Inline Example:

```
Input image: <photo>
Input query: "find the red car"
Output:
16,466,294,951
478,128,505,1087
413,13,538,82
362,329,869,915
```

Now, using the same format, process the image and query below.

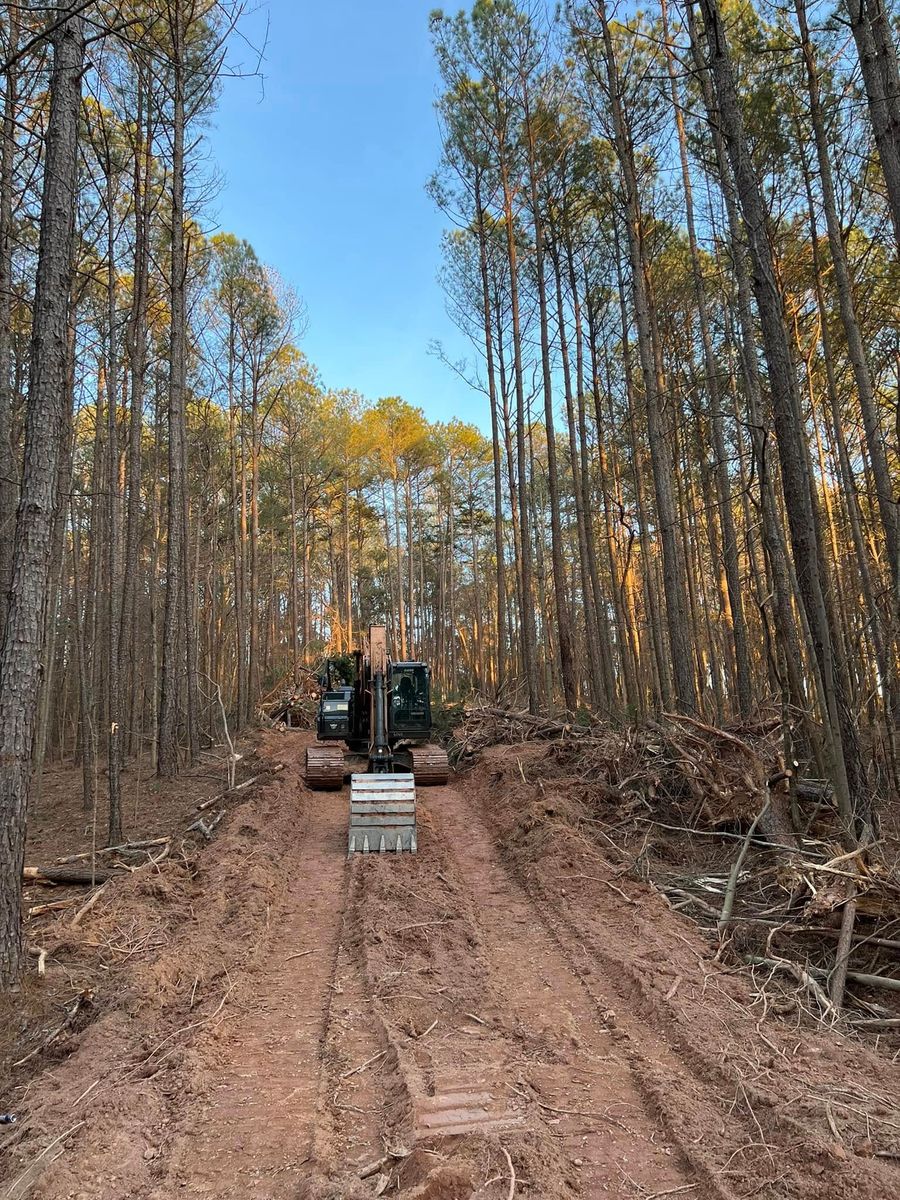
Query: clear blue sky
211,0,485,429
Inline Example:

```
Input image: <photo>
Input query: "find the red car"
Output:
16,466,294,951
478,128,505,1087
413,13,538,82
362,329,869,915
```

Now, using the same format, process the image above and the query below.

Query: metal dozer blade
348,772,417,855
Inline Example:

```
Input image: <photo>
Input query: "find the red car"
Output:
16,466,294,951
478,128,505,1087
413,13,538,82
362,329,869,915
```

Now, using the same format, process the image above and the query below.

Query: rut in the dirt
152,746,349,1198
319,780,696,1199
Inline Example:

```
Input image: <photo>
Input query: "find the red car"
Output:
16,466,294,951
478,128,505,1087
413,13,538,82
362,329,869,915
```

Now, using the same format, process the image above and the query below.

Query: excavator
305,625,448,854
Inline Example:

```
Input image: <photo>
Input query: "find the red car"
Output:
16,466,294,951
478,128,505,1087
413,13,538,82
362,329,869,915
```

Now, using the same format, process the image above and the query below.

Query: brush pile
453,703,786,827
262,669,321,730
454,703,900,1029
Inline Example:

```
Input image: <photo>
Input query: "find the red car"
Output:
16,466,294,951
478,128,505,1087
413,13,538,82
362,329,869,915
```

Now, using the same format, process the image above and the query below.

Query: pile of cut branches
455,702,900,1027
453,702,784,827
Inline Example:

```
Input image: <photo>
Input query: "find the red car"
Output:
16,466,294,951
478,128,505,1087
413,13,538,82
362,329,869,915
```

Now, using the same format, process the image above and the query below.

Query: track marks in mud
150,756,352,1199
428,786,691,1198
349,786,692,1198
463,751,900,1200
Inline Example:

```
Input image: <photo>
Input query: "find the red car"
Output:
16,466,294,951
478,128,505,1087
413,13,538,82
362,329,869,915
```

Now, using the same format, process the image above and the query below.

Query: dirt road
3,732,899,1199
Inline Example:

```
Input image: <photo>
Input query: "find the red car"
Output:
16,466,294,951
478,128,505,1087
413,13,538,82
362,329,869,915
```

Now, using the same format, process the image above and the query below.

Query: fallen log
844,969,900,993
55,837,169,864
23,865,118,886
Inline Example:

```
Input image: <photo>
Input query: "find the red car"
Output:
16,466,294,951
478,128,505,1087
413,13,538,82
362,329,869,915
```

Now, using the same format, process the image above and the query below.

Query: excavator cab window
389,663,430,734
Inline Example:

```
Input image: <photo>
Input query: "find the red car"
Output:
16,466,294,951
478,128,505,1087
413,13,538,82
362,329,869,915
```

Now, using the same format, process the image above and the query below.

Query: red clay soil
1,732,898,1199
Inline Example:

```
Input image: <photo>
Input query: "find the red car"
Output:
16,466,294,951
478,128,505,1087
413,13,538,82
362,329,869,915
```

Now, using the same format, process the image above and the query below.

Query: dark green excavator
305,625,448,853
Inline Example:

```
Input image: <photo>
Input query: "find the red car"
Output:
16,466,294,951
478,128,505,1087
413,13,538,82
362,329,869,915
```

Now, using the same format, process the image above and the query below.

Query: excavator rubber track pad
305,745,345,790
409,744,450,786
348,774,417,854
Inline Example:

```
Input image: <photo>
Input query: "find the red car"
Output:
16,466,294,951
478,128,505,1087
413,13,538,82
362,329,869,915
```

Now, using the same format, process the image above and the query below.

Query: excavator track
408,743,449,786
305,745,345,790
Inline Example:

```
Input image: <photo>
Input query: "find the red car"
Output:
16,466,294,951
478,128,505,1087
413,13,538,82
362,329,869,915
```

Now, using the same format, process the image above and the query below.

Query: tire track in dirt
149,738,360,1199
439,776,812,1198
425,785,695,1198
302,854,416,1196
349,785,696,1197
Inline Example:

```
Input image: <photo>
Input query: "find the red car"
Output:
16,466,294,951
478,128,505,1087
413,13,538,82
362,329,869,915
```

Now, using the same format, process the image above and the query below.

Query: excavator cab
389,663,431,734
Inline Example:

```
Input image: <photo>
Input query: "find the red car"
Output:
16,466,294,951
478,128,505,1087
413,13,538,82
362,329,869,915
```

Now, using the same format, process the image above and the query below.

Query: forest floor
1,729,899,1199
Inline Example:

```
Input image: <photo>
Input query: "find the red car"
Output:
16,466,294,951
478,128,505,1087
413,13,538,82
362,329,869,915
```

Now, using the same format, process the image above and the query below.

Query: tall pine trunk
0,8,85,985
694,0,860,834
159,0,189,776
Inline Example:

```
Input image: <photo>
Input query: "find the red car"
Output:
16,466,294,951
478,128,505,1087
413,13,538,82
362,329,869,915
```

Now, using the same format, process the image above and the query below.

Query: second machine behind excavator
305,625,449,853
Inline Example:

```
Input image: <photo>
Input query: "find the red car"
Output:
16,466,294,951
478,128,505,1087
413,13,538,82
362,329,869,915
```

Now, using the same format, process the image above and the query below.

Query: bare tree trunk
662,0,752,716
343,477,352,653
228,346,245,721
405,474,416,658
287,431,299,681
0,3,20,636
32,311,76,805
845,0,900,248
524,103,577,711
72,508,96,815
694,0,860,834
122,63,151,757
474,178,508,692
585,0,695,714
248,379,260,707
550,231,604,709
687,1,818,751
0,8,84,986
159,0,188,777
104,164,124,843
501,164,540,712
796,0,899,601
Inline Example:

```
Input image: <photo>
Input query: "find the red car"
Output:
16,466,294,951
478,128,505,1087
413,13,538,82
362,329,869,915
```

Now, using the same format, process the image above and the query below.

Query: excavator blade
305,745,345,790
348,773,417,855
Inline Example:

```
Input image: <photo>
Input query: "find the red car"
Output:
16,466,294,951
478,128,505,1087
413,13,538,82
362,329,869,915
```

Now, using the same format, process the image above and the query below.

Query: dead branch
340,1050,386,1078
718,800,771,939
70,882,109,927
195,764,284,812
55,837,169,864
186,810,225,840
830,884,858,1012
747,955,835,1020
27,897,81,918
501,1145,516,1200
12,991,94,1068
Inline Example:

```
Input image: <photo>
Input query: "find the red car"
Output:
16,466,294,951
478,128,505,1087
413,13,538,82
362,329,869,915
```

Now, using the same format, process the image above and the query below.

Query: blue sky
210,0,484,429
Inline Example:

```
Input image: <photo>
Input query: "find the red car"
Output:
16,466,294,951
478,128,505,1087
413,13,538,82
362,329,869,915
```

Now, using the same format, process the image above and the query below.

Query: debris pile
260,669,320,729
454,703,900,1032
453,703,784,826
